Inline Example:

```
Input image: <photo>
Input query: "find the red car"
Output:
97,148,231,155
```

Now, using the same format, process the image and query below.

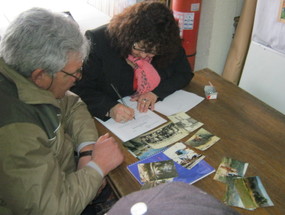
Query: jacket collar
0,58,60,108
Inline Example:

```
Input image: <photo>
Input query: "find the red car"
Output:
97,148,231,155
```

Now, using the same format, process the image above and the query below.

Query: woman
72,1,194,123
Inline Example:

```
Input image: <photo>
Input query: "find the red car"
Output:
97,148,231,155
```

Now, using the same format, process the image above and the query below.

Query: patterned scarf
127,55,161,95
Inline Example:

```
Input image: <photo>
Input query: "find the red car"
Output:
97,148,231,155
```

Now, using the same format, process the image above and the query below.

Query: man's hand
91,133,124,176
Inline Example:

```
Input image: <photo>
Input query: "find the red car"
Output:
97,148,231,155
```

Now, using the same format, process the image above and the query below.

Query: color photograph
123,138,166,160
185,128,220,151
214,157,249,183
224,176,274,210
163,142,205,170
138,160,178,183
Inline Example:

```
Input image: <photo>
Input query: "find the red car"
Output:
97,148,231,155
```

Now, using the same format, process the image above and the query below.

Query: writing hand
110,103,135,123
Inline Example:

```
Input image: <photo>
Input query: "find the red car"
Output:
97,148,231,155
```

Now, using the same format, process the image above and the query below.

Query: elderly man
0,8,123,215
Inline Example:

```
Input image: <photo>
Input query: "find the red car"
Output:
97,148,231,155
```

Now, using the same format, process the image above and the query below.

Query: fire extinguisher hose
186,52,196,58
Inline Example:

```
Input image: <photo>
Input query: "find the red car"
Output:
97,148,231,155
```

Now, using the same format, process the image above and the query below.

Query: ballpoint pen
110,83,136,120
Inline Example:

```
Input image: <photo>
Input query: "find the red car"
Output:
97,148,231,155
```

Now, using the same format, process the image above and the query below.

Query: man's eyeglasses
60,68,82,82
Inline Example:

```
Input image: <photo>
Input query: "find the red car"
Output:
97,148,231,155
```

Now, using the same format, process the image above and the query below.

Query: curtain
222,0,257,85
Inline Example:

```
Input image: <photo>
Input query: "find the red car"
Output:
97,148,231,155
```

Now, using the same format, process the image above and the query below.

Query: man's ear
30,69,46,87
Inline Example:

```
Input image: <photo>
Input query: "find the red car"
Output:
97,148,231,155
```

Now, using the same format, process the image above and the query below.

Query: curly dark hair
106,1,181,68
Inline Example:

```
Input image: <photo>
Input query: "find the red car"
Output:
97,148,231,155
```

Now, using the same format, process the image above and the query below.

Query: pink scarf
127,55,161,95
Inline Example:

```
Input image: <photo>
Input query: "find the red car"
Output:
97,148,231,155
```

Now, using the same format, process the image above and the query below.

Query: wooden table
95,68,285,215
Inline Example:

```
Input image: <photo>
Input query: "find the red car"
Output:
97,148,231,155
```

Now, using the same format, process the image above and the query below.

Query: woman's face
131,41,156,59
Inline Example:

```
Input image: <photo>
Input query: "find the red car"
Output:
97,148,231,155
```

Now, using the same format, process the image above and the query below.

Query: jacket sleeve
60,90,99,147
0,123,103,215
71,28,119,121
152,47,194,100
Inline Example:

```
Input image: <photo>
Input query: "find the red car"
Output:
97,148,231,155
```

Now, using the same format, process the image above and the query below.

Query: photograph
185,128,220,151
168,112,204,132
224,178,245,209
138,160,178,183
214,157,249,183
140,179,172,190
243,176,274,208
137,122,189,149
163,142,205,170
123,138,166,160
224,176,274,210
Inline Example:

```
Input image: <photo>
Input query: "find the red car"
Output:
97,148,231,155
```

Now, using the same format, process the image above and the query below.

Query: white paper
96,97,167,142
154,90,204,116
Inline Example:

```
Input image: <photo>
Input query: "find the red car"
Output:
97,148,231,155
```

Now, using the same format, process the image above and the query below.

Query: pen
110,83,136,120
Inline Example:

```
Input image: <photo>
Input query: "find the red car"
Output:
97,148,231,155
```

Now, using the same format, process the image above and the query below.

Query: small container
204,83,218,100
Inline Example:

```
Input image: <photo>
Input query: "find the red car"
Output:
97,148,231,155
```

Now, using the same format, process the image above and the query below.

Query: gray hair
0,8,90,77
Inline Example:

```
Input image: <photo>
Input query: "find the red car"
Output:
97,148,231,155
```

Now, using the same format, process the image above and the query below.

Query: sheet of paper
96,97,167,142
154,90,204,116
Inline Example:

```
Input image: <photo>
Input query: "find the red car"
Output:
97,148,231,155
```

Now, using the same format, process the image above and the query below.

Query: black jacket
72,25,194,120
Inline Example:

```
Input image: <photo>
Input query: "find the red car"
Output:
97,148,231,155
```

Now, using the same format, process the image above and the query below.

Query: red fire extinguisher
172,0,202,70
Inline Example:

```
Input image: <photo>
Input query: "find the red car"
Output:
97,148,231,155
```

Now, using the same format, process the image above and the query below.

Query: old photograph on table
123,138,166,160
140,179,173,190
168,112,203,132
185,128,220,151
163,142,205,170
224,176,274,210
138,160,178,183
214,157,249,183
137,122,189,149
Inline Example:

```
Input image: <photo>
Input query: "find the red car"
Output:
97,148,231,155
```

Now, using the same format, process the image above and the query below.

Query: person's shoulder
85,24,108,40
85,24,112,54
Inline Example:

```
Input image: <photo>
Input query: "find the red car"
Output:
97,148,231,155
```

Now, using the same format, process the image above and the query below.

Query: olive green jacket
0,58,102,215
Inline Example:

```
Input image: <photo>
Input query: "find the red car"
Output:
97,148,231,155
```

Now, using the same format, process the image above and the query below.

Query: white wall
0,0,111,37
238,0,285,115
195,0,243,74
239,42,285,115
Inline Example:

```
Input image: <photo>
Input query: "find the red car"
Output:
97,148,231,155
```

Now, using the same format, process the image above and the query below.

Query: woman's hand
109,103,135,123
131,92,158,112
